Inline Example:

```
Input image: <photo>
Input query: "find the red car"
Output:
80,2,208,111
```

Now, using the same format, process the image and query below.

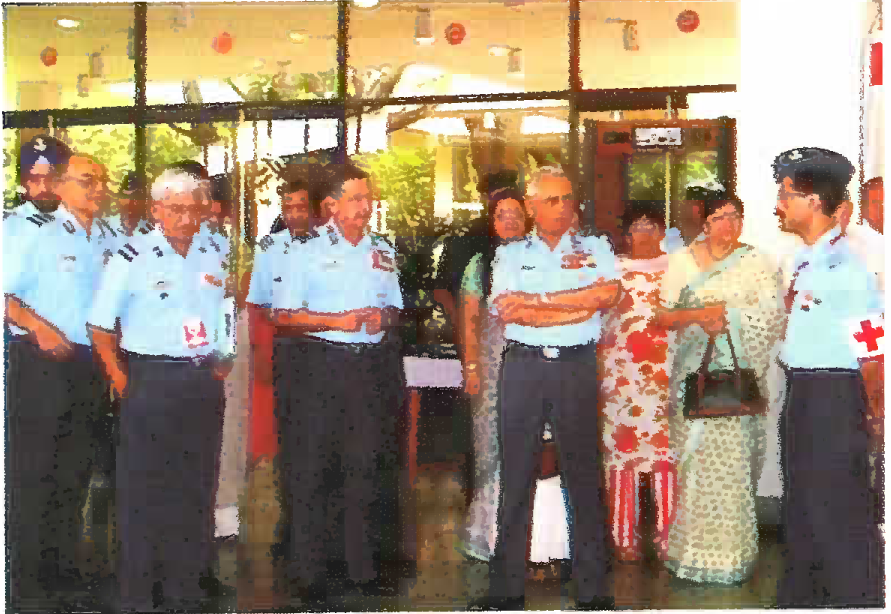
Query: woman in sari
456,188,528,560
654,196,785,585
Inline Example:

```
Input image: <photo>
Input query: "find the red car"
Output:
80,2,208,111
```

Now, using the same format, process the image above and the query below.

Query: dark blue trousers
274,337,403,595
778,369,883,607
6,337,109,612
491,343,611,602
116,355,224,612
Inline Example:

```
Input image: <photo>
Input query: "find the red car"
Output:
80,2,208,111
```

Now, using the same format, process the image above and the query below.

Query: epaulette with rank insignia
137,221,155,235
62,220,77,234
117,242,139,262
97,218,119,239
27,213,54,227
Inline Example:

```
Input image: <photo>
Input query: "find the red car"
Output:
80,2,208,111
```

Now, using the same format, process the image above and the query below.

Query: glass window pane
349,0,569,99
146,3,339,106
4,5,135,110
579,1,740,90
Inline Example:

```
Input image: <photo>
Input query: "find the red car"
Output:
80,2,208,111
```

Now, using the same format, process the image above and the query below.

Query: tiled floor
232,458,783,611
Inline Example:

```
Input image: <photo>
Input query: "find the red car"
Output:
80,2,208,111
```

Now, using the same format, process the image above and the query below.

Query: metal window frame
2,0,737,232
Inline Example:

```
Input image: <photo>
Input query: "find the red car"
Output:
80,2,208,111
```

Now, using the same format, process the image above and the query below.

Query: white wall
690,0,865,253
689,0,868,499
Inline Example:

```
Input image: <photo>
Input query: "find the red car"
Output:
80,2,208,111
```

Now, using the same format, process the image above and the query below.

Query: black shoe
576,596,616,610
467,594,526,610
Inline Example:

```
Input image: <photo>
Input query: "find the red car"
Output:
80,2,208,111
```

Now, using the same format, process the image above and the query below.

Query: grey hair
151,168,208,202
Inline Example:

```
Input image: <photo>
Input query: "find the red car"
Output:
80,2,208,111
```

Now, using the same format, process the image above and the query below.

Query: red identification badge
561,252,595,270
372,249,395,272
184,318,209,350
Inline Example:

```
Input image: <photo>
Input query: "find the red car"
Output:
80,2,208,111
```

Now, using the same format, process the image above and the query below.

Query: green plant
66,125,135,197
225,69,338,103
3,130,20,207
145,124,204,179
354,146,435,241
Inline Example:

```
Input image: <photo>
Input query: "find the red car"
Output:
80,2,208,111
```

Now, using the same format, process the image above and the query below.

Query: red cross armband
847,313,885,362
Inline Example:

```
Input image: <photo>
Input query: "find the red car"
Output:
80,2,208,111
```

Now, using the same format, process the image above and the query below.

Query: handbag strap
696,328,743,398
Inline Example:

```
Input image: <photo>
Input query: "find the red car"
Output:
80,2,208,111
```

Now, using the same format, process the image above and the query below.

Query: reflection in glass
4,4,135,110
146,3,339,106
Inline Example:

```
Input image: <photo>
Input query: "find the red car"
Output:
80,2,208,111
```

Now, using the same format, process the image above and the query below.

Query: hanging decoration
90,52,104,78
676,10,700,33
445,22,466,45
605,19,639,51
77,74,90,97
212,32,233,54
414,9,435,45
40,47,58,67
508,49,522,74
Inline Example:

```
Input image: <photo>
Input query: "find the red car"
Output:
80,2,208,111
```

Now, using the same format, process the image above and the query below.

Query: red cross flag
848,314,885,361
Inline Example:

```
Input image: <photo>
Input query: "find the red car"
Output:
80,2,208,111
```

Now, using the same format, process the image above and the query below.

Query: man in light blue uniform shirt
485,166,622,610
4,148,127,611
772,148,883,607
247,161,404,608
89,164,236,612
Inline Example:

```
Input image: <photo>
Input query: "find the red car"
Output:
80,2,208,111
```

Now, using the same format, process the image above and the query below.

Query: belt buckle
541,347,560,360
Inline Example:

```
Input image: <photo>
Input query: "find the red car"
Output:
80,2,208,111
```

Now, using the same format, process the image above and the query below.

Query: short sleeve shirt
490,230,618,348
3,205,126,345
781,228,884,369
247,221,403,345
89,226,235,359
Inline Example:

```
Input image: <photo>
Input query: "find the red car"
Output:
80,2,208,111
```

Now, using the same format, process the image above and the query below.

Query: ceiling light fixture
55,17,83,31
353,0,380,7
287,30,307,44
487,44,512,57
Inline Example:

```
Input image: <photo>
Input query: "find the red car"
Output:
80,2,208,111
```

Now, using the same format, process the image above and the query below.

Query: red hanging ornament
445,22,466,45
212,32,233,54
40,47,58,67
676,10,700,33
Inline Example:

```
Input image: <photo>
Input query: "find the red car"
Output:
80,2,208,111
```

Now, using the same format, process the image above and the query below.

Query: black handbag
683,331,767,419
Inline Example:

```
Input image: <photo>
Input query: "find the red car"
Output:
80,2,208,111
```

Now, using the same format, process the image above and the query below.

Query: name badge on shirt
183,317,210,350
561,252,596,270
372,249,395,272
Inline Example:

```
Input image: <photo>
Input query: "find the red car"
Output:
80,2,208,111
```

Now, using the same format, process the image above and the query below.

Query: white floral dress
599,255,677,560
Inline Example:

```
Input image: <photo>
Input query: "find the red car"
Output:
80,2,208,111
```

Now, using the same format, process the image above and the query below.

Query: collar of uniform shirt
323,219,372,248
53,202,96,235
799,224,845,267
525,227,581,253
